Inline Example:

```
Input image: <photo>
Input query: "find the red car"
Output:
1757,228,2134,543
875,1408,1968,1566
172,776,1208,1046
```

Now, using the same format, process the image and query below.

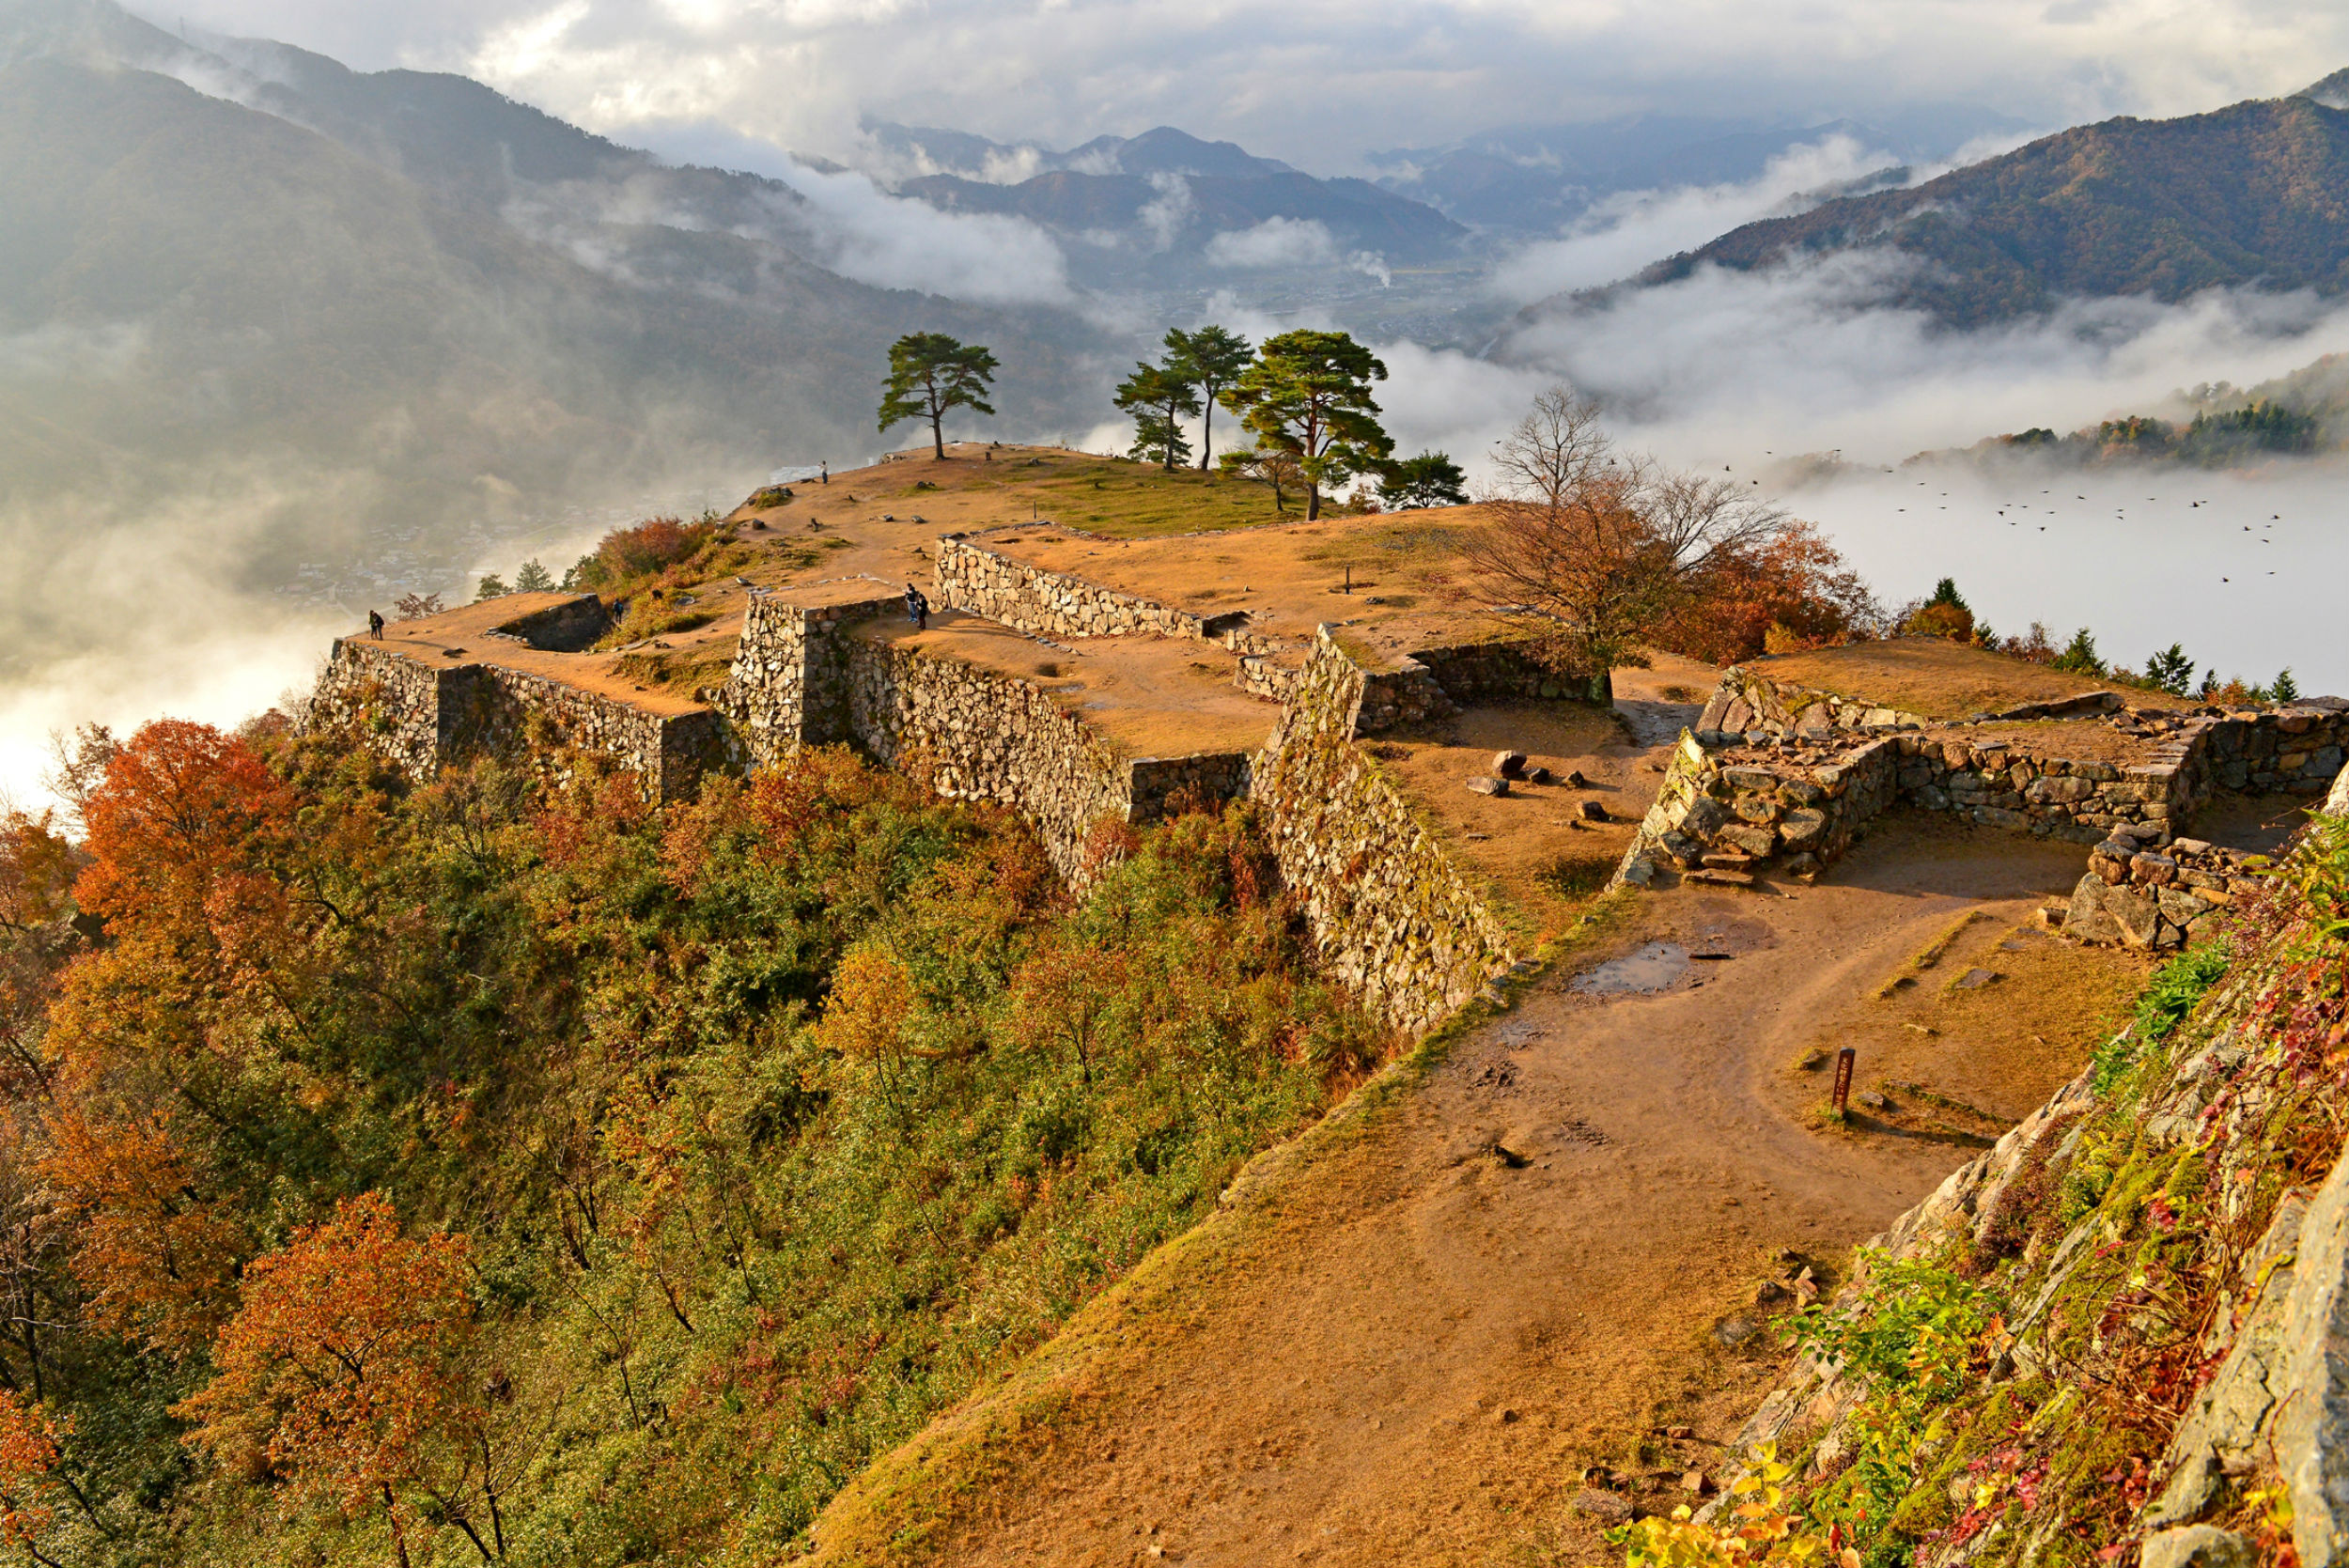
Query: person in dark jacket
367,609,385,640
905,583,929,630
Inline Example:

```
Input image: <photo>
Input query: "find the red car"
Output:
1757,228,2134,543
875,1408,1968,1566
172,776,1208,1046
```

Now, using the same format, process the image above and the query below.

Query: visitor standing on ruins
819,462,828,485
367,610,384,640
905,583,929,630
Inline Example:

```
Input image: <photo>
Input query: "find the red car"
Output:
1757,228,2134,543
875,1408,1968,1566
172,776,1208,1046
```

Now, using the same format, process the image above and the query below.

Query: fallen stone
1711,1315,1762,1347
1571,1488,1633,1525
1953,968,1999,989
1563,768,1588,787
1682,1469,1712,1495
1858,1090,1891,1110
1466,775,1510,797
1494,751,1528,779
1494,1406,1521,1424
1525,766,1555,785
1578,800,1609,822
1685,869,1757,888
1754,1280,1791,1307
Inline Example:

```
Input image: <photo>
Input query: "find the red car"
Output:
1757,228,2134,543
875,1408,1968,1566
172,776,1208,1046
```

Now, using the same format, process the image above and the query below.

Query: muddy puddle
1569,940,1691,997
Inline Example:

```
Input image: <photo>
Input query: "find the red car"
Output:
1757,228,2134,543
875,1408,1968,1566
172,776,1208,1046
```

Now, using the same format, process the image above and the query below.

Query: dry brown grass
1748,637,2194,720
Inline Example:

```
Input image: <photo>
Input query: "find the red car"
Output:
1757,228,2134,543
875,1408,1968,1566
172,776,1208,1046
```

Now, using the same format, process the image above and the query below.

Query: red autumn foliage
0,1389,62,1553
1652,519,1882,666
72,721,295,933
175,1193,477,1561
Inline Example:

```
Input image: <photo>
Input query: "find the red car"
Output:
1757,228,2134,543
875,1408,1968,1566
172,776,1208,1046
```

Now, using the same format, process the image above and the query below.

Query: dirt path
895,814,2142,1567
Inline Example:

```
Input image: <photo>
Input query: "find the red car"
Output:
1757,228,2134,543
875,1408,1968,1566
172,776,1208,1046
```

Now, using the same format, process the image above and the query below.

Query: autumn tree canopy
1456,387,1810,701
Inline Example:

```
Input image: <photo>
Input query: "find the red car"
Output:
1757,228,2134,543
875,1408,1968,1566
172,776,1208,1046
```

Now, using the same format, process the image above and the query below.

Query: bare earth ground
813,821,2148,1567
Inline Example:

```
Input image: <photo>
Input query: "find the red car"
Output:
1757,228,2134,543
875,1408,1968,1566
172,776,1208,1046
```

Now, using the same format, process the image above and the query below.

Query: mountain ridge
1575,88,2349,324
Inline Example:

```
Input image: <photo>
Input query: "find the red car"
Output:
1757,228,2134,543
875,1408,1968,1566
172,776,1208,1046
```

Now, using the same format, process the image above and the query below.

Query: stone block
1716,824,1778,858
2104,886,2161,947
1779,808,1828,849
1466,775,1509,796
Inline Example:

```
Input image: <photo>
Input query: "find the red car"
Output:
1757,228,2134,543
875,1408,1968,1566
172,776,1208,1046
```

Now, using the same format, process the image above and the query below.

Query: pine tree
514,559,554,593
2145,644,2196,696
1112,364,1202,471
1377,451,1469,509
878,334,999,459
1162,325,1252,471
1218,330,1392,520
2273,667,2300,702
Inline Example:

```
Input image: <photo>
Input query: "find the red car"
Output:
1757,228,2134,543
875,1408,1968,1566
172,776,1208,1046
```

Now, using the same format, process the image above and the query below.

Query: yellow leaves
1616,1445,1828,1568
819,946,914,1063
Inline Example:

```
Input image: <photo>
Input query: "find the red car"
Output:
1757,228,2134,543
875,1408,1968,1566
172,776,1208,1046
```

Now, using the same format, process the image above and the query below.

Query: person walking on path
905,582,929,630
367,609,385,640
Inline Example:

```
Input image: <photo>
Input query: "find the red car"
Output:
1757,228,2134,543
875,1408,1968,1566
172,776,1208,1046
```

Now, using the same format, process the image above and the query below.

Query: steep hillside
1569,93,2349,324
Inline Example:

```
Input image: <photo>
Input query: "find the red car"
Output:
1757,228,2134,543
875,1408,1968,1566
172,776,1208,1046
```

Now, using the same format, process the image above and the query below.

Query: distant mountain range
0,0,1105,646
1364,106,2025,233
859,122,1466,281
1580,80,2349,324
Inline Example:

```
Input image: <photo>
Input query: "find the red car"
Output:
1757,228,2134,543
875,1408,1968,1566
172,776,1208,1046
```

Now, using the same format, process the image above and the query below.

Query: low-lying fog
1775,460,2349,694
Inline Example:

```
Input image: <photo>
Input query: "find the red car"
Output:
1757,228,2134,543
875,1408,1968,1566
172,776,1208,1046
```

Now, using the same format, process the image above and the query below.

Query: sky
159,0,2349,173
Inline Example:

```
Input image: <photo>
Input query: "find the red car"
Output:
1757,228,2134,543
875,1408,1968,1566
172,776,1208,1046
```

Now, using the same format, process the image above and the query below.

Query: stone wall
716,584,904,766
1251,629,1517,1034
487,594,611,652
310,638,729,802
1616,731,1902,887
2063,831,2266,951
310,640,452,778
1693,652,2123,744
934,533,1216,642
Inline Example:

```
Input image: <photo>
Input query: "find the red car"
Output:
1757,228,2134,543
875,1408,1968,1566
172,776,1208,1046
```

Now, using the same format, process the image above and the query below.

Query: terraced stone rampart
1252,629,1517,1034
310,636,729,801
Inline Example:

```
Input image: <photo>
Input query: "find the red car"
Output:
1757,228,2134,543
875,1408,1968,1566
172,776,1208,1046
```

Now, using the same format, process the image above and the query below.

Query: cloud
1205,216,1335,269
1489,133,1908,303
153,0,2347,179
1137,174,1195,252
619,120,1076,305
1502,254,2349,464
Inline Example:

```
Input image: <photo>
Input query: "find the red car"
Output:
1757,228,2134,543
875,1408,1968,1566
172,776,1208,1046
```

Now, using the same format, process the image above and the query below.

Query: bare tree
1458,387,1795,703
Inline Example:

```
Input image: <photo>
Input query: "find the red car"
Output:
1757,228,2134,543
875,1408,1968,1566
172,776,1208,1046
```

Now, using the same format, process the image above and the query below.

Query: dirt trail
910,821,2140,1564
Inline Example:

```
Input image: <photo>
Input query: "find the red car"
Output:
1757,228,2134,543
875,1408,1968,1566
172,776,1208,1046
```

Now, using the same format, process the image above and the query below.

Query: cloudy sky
162,0,2344,171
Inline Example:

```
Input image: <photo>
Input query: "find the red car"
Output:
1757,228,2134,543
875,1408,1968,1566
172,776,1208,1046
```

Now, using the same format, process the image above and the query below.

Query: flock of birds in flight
1729,455,2285,583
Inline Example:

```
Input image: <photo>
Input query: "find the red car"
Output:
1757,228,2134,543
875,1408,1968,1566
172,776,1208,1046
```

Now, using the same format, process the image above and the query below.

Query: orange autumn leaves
0,1389,62,1552
175,1194,478,1552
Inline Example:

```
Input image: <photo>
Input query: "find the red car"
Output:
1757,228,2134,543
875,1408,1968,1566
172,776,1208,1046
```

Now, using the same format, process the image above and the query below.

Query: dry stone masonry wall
310,637,728,801
1252,629,1518,1034
935,534,1217,643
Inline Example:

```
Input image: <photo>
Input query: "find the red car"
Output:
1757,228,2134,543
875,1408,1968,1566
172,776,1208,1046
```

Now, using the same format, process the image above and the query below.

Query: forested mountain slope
1555,89,2349,325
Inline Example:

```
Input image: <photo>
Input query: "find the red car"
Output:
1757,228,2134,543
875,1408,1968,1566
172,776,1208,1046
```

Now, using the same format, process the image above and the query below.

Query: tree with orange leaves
72,719,295,936
0,810,79,938
175,1193,485,1567
0,1389,63,1568
41,1110,243,1355
1653,519,1883,667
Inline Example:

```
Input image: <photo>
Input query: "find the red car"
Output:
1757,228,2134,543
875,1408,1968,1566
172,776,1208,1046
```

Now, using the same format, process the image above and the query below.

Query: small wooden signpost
1832,1047,1856,1115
